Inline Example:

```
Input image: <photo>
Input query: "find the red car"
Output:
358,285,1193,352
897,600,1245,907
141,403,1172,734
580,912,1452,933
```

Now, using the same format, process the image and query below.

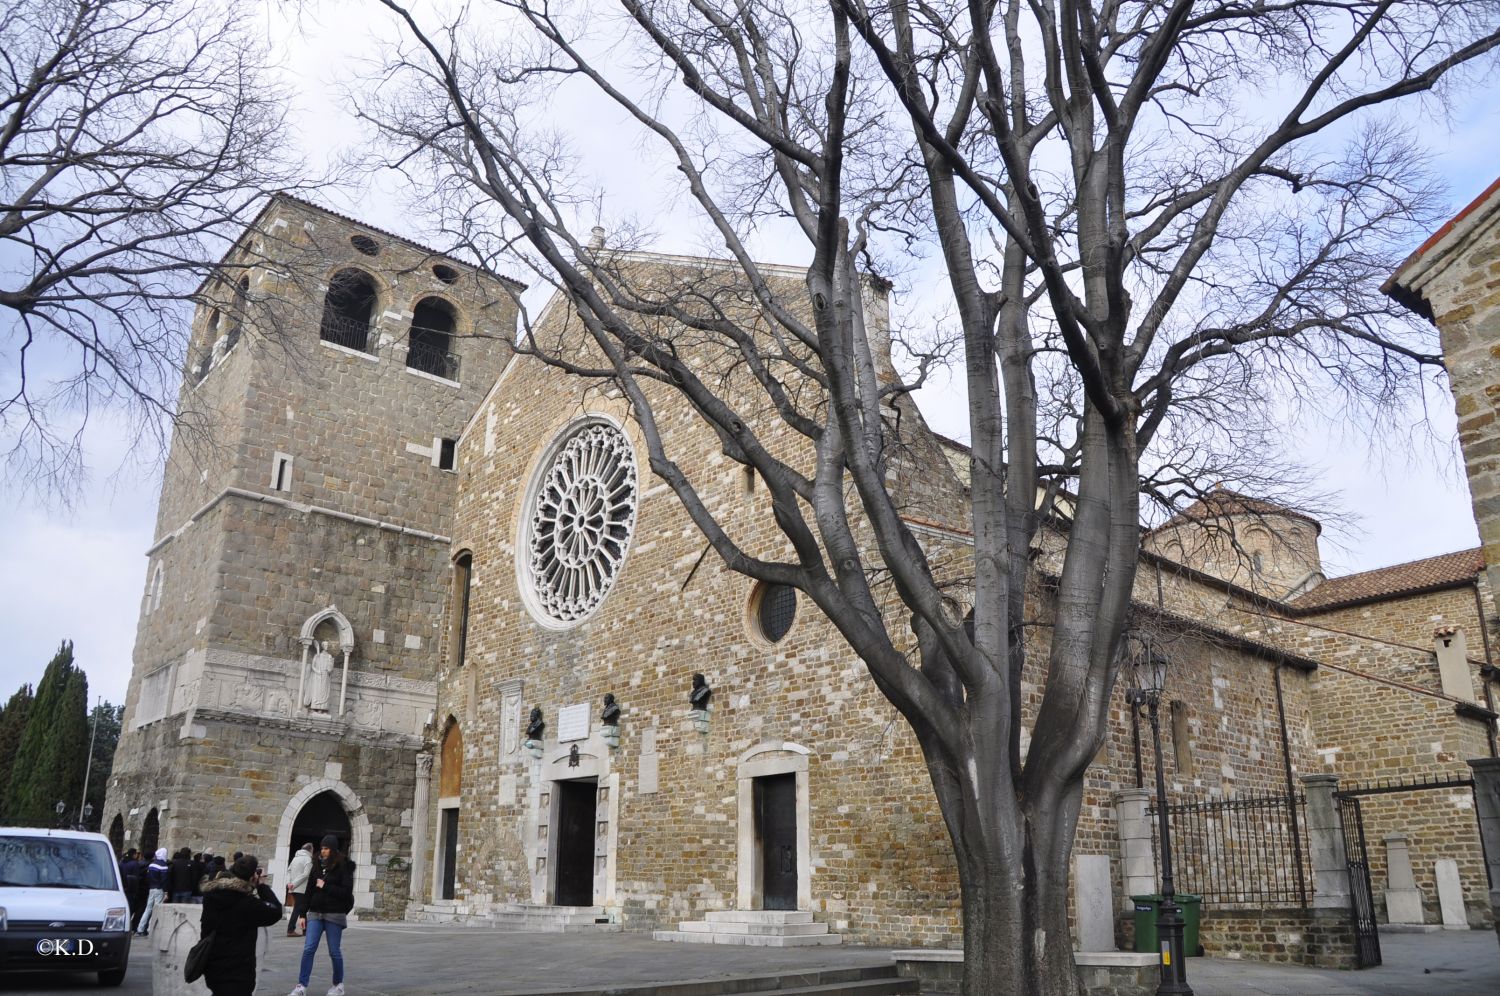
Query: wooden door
554,779,597,906
440,808,459,900
755,773,797,910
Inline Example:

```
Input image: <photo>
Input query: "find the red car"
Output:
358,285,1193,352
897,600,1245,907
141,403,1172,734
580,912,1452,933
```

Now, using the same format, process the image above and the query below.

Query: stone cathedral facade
106,194,1499,956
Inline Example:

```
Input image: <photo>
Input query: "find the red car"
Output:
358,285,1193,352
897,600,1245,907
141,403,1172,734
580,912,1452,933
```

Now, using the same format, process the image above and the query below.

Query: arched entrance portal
140,808,160,857
270,780,374,914
289,790,352,862
107,814,124,854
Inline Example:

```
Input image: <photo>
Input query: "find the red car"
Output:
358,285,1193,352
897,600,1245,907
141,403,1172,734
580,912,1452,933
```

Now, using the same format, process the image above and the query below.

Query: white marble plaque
1074,854,1115,951
1435,859,1467,926
638,753,659,795
498,773,517,807
558,702,590,742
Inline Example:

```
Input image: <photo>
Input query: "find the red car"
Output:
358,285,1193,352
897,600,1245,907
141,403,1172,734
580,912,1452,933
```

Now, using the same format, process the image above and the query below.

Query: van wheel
97,968,127,987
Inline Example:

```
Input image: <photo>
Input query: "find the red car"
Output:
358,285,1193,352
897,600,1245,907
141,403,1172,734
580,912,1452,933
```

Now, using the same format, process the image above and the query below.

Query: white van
0,827,132,986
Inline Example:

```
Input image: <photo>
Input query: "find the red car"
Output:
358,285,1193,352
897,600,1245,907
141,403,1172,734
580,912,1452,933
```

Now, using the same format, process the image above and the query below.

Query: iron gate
1333,772,1488,969
1335,793,1381,968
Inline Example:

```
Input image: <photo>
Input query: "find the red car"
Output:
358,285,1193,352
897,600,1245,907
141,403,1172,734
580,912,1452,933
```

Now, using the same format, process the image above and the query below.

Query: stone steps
404,901,620,931
528,966,913,996
487,904,620,932
655,909,841,947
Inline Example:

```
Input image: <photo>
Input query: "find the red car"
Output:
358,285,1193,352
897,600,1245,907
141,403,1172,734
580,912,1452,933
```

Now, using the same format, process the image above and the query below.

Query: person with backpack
198,854,283,996
287,835,354,996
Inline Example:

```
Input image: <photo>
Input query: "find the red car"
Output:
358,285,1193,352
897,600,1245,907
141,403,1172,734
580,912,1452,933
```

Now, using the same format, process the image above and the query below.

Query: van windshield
0,836,118,891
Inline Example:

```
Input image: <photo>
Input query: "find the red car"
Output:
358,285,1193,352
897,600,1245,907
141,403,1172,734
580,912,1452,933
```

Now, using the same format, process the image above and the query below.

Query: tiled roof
1291,547,1484,612
1152,487,1322,535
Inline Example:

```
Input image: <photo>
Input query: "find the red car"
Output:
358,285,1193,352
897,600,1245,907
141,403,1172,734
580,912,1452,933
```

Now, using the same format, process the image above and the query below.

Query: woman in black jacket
199,855,284,996
290,835,355,996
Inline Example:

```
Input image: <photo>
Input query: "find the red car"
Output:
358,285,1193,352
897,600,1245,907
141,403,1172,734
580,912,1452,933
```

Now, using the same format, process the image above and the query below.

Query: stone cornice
146,486,451,556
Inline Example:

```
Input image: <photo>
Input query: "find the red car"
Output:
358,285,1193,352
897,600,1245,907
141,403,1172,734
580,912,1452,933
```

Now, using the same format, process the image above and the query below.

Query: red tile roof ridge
1291,546,1483,612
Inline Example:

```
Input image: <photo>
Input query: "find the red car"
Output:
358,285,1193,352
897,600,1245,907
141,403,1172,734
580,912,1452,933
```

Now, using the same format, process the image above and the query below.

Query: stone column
1466,757,1500,946
409,752,433,903
1301,774,1350,910
1114,788,1156,907
1382,833,1424,924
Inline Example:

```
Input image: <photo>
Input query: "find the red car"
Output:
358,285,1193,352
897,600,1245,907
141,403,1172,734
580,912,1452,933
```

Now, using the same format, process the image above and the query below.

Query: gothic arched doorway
437,720,462,900
288,790,352,862
140,808,159,857
107,814,124,854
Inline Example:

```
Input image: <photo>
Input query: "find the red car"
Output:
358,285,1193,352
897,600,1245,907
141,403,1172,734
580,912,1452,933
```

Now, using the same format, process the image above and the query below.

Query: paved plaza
2,925,1496,995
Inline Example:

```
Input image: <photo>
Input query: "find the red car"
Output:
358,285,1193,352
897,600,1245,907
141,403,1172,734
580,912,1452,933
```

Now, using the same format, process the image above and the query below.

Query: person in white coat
283,843,314,937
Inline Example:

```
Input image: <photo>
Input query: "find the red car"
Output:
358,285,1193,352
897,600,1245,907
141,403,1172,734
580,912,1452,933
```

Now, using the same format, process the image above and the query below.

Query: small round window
432,264,459,284
350,234,380,256
754,583,797,643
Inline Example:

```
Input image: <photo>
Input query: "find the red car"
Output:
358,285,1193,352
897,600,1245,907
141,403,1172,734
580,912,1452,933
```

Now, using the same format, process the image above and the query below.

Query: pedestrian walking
199,854,283,996
284,843,314,937
170,846,196,902
136,847,169,935
287,835,354,996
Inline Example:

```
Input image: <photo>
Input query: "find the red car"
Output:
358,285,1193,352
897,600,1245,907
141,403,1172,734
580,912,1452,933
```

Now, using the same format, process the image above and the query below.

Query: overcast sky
2,3,1496,708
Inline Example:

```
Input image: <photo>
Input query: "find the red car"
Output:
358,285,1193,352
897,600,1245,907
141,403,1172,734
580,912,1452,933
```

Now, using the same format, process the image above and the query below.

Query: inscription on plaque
557,702,590,742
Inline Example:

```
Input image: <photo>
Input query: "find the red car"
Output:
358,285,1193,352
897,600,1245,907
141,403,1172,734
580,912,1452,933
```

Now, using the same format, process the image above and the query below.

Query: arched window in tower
407,297,460,381
223,275,250,352
450,552,473,668
319,269,379,352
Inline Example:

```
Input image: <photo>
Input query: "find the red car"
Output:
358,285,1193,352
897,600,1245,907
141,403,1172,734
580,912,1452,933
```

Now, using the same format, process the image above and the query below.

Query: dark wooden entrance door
440,808,459,900
755,773,797,910
555,779,596,906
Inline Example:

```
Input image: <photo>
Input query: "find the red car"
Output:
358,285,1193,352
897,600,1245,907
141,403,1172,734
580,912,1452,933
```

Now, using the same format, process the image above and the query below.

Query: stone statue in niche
305,640,335,712
601,693,621,724
525,707,545,741
689,673,712,709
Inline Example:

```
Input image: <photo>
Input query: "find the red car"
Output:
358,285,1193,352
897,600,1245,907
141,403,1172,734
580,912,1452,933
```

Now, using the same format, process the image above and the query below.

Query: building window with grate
407,297,460,381
319,268,379,352
753,582,798,644
224,275,250,353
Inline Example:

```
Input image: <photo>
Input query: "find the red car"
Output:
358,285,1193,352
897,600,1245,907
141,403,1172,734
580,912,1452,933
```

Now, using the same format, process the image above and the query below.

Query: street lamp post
1126,644,1193,996
54,799,66,828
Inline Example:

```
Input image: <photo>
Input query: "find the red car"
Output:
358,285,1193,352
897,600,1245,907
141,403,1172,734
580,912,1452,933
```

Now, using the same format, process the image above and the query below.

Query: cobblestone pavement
1,925,1495,994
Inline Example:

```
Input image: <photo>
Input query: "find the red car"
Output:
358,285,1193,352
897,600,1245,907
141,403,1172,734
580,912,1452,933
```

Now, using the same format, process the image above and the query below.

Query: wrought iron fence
320,314,373,353
1148,790,1309,907
406,335,461,381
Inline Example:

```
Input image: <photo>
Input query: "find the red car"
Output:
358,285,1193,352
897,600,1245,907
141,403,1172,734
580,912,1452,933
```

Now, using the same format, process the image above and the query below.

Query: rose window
525,422,637,624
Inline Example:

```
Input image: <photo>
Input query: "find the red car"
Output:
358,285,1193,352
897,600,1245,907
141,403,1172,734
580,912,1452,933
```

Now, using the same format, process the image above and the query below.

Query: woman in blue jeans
287,835,355,996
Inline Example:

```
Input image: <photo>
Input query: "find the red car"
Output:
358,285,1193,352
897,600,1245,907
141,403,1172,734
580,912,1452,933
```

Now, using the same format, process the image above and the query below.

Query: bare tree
361,1,1499,992
0,0,307,494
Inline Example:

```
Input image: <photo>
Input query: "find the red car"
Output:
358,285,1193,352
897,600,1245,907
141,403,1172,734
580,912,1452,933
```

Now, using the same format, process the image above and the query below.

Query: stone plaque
498,773,517,807
499,681,523,757
638,753,659,795
557,702,590,742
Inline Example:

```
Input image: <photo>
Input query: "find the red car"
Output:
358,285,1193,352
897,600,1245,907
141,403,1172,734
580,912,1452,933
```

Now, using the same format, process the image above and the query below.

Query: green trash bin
1131,894,1202,957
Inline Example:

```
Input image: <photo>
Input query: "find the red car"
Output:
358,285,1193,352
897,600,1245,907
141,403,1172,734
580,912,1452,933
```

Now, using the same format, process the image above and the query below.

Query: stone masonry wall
106,198,519,916
1418,194,1500,595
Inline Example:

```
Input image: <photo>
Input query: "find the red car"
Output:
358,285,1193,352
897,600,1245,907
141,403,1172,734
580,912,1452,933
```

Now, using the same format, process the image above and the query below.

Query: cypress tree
0,684,34,819
4,641,89,827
